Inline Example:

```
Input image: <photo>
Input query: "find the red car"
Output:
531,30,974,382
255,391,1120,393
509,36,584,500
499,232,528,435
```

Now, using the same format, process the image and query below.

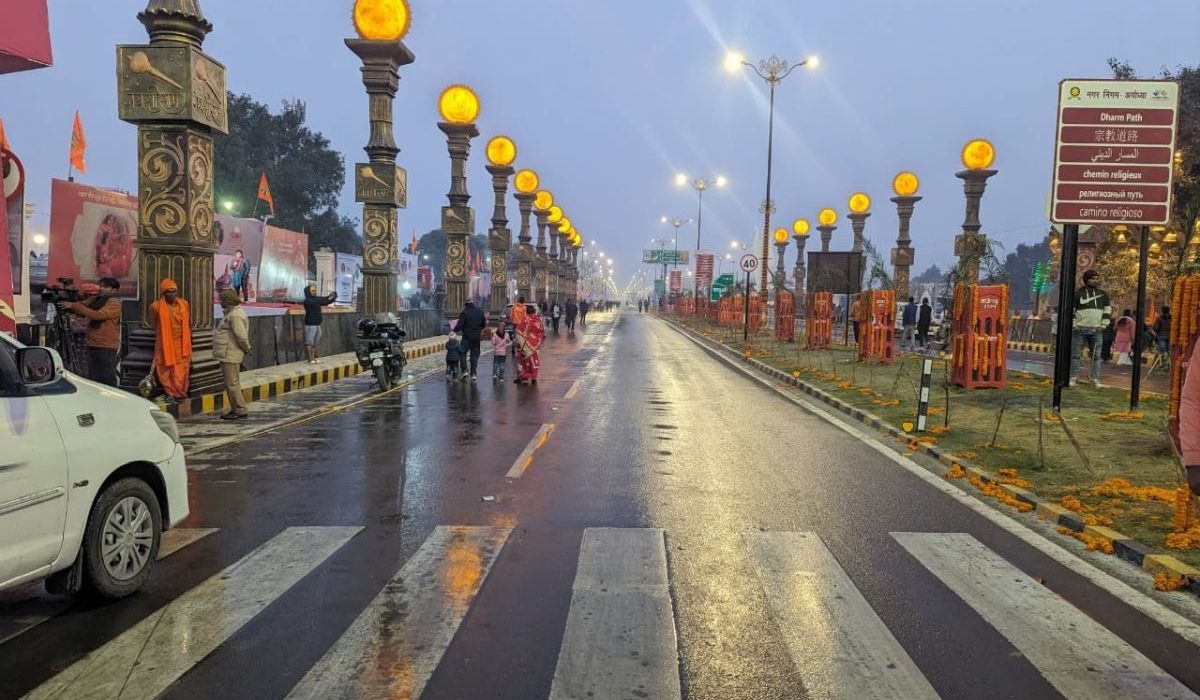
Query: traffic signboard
643,249,690,265
739,253,759,273
1050,79,1179,226
709,273,734,302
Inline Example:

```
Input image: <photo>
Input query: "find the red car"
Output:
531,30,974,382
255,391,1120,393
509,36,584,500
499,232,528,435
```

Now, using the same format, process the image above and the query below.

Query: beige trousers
221,362,248,414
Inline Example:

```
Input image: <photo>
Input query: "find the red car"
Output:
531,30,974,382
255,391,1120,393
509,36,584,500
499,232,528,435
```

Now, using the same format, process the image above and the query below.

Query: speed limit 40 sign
739,253,759,273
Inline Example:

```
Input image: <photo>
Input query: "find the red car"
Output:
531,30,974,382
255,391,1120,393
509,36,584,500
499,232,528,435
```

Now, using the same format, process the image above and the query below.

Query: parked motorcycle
355,315,407,391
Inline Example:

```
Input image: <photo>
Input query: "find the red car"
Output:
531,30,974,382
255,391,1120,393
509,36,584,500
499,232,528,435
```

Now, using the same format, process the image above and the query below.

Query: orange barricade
807,292,833,349
951,283,1008,389
859,290,895,364
775,291,795,342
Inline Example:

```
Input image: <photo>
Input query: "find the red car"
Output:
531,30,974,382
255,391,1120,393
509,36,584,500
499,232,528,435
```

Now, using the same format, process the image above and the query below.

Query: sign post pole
1052,224,1079,412
1130,224,1150,410
743,268,751,342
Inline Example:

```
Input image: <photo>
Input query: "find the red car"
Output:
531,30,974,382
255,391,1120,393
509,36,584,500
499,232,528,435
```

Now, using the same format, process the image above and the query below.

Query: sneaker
1068,377,1077,387
470,373,477,381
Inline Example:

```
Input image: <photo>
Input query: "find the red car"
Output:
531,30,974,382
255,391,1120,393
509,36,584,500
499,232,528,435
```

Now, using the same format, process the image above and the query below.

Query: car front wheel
83,478,162,599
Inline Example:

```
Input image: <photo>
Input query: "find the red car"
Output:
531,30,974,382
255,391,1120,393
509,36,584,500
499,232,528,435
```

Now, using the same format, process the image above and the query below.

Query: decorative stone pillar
954,168,997,284
533,208,549,304
792,233,810,305
890,194,922,299
818,224,836,253
437,120,479,319
547,227,560,304
117,0,228,395
485,163,513,316
848,211,870,254
774,239,788,289
346,35,414,316
514,191,535,302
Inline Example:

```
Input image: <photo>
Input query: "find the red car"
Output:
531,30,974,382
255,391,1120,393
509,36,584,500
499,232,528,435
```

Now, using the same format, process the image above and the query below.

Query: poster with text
212,214,263,302
257,225,309,302
334,252,362,305
47,179,138,297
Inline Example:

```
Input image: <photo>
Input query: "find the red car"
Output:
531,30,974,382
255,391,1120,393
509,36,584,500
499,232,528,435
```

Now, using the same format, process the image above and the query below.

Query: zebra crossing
3,526,1197,699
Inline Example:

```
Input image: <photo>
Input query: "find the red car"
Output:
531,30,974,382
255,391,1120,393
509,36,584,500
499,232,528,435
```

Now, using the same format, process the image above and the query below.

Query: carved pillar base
363,269,398,317
362,206,398,314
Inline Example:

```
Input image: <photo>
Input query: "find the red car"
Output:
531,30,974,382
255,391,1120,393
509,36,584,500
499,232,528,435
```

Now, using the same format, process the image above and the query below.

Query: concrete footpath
159,335,446,419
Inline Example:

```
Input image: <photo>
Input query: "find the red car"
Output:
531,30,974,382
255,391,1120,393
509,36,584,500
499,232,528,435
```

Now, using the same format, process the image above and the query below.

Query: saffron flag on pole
69,110,86,173
257,172,274,215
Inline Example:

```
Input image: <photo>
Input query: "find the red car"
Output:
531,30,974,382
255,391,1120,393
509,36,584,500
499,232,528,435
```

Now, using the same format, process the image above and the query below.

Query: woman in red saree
516,305,545,384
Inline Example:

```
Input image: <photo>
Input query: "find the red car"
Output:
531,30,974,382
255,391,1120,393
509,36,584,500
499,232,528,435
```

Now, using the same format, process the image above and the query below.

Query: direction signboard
1050,79,1179,226
739,253,759,273
710,272,734,302
654,278,665,296
642,249,690,265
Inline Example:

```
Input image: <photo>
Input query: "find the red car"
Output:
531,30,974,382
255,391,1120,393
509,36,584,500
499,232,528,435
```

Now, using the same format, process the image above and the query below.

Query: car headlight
150,409,180,444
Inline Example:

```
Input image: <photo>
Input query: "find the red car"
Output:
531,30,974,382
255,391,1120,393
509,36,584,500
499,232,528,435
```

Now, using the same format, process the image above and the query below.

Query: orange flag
69,111,87,173
256,172,274,214
0,119,10,153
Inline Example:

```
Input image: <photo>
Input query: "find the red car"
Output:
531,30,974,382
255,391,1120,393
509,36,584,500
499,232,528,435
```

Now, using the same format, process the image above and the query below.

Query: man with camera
58,277,122,387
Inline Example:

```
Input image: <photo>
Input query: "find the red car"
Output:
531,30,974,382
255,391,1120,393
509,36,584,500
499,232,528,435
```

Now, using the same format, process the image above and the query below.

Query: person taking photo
58,277,122,387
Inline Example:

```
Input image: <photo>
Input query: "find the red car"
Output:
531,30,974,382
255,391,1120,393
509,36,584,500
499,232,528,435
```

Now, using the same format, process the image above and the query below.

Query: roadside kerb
158,336,447,419
663,317,1200,596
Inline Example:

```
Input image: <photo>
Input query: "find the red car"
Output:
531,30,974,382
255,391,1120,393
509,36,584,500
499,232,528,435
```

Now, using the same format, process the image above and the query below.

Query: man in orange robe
149,278,192,400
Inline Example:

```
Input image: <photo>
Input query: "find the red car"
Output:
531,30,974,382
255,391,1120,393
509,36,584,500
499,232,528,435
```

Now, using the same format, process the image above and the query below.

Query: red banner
256,225,308,302
47,178,139,297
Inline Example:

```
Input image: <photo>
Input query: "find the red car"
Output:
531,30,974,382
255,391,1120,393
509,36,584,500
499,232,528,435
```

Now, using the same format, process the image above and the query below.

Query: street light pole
676,174,726,250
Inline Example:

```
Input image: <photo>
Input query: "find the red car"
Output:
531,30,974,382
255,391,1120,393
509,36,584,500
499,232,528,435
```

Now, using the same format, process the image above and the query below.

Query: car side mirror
16,347,63,387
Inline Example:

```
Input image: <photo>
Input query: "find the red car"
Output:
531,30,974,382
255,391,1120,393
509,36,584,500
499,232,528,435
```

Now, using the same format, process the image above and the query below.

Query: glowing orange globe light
485,135,516,167
792,218,810,236
534,189,554,210
438,84,480,124
773,228,789,244
818,208,838,226
961,139,996,170
892,171,919,197
547,205,564,223
848,192,871,214
352,0,412,41
514,169,539,194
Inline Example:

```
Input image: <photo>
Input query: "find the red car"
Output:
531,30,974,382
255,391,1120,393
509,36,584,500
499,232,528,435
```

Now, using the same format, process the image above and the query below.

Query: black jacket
917,305,933,332
456,304,487,339
303,290,336,325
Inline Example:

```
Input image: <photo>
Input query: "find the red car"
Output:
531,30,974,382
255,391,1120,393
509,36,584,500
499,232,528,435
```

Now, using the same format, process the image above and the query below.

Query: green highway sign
710,273,735,302
654,279,666,295
643,249,690,265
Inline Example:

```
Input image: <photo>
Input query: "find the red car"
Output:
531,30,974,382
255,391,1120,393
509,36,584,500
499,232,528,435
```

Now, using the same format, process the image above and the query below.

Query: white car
0,335,188,598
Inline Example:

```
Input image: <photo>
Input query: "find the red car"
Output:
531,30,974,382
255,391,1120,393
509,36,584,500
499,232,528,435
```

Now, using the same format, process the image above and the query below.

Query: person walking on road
1181,336,1200,497
516,304,545,385
302,285,337,364
149,278,192,401
1113,310,1135,366
510,295,527,328
849,295,862,344
916,298,932,349
901,296,918,350
1070,269,1112,387
455,298,488,380
490,322,511,381
445,331,464,381
214,290,252,420
565,298,578,334
579,299,590,325
58,277,122,387
1153,305,1172,355
550,300,562,335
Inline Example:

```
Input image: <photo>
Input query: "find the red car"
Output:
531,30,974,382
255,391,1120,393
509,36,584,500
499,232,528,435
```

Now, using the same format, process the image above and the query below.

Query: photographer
58,277,122,387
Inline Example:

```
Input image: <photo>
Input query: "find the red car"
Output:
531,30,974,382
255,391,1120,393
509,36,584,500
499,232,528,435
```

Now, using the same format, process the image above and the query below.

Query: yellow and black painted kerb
666,319,1200,597
1007,341,1052,354
158,341,445,420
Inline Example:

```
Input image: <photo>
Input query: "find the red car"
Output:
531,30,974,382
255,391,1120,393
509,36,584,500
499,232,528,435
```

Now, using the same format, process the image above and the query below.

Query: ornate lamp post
847,192,871,253
436,84,480,319
346,0,414,316
546,205,564,300
792,218,811,302
724,50,818,302
675,173,726,250
484,135,516,316
773,227,789,287
117,0,230,394
513,168,538,302
817,207,838,252
889,171,921,299
955,139,998,283
533,193,551,305
534,189,555,303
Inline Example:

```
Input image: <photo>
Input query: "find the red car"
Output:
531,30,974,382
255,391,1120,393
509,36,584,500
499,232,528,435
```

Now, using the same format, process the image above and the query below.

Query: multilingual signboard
643,249,689,265
694,251,714,290
1050,79,1179,226
710,273,734,302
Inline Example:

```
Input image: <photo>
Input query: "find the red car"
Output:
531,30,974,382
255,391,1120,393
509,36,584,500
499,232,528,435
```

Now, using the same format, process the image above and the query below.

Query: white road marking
505,423,555,479
0,528,219,646
287,526,511,700
564,379,583,399
25,526,360,700
549,528,682,700
894,532,1197,699
744,531,939,699
667,322,1200,649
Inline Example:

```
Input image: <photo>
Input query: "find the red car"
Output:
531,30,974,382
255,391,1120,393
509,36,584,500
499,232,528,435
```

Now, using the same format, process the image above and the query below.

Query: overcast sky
4,0,1198,294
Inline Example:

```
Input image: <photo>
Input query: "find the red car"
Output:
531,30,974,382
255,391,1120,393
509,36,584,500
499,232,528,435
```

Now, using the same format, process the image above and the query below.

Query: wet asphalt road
3,310,1200,700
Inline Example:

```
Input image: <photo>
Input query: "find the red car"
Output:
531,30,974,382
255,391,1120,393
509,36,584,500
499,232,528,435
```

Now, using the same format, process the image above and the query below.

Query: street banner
669,270,681,295
213,214,263,303
3,147,22,294
1050,79,1179,225
0,153,12,333
334,252,362,305
0,0,53,74
695,251,714,290
257,225,308,302
47,178,138,297
417,265,432,291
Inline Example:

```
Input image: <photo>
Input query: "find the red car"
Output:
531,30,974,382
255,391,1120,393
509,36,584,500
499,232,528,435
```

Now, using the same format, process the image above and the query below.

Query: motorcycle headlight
150,409,180,444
